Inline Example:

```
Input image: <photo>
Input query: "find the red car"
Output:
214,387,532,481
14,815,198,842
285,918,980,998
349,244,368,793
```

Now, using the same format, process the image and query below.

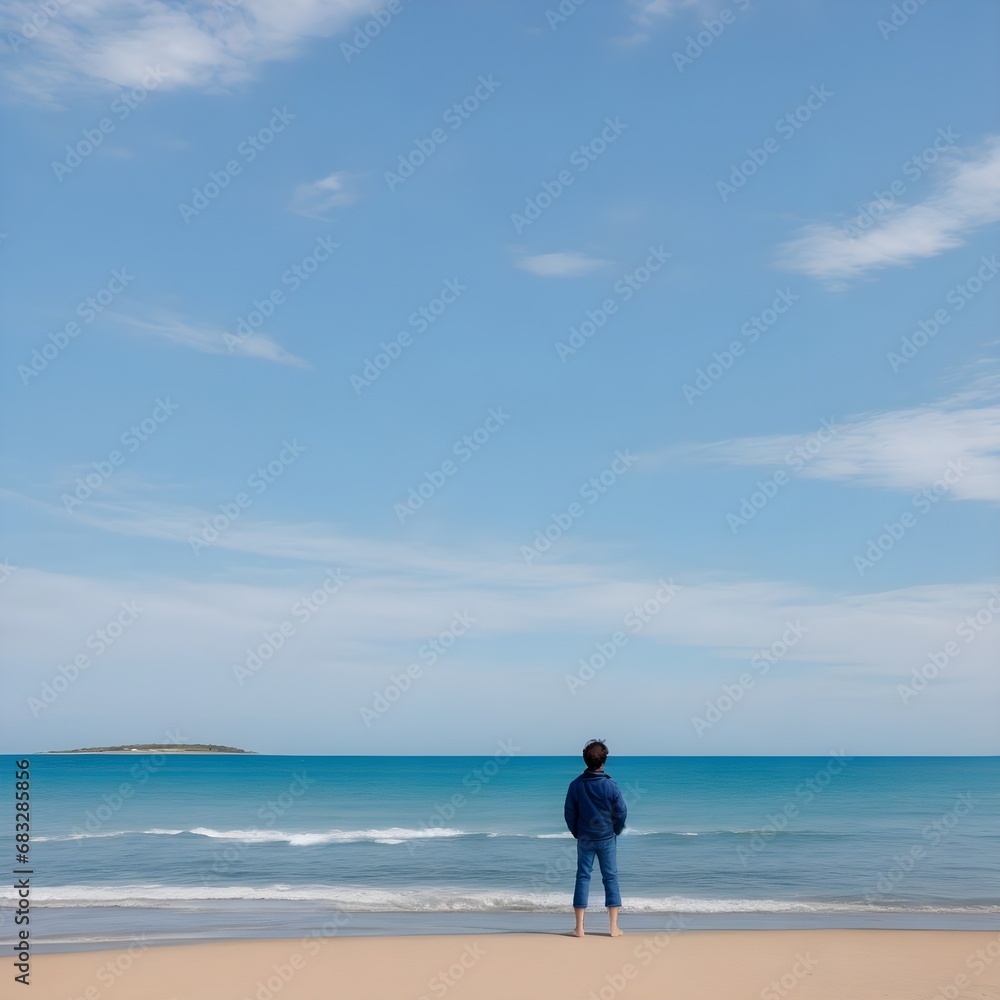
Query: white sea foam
34,831,138,842
31,826,826,844
1,884,996,915
188,826,470,846
35,827,468,846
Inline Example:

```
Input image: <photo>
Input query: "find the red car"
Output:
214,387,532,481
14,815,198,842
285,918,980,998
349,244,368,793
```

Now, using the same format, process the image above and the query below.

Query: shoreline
7,929,1000,999
11,907,1000,955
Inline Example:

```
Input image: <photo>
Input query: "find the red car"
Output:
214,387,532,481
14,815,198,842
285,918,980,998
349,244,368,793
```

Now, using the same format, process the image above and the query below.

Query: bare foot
570,928,585,937
609,927,624,937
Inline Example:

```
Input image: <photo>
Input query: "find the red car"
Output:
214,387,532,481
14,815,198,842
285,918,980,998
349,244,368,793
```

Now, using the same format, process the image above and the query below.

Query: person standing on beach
563,739,627,937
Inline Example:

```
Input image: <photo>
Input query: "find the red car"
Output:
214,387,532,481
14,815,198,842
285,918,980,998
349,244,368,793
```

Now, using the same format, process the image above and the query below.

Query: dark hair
583,739,608,770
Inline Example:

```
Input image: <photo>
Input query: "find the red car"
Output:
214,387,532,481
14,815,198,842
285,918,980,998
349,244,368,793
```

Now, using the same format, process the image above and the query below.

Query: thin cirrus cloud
2,0,373,105
3,480,996,674
112,312,309,368
629,0,712,23
649,386,1000,502
514,251,611,278
288,171,363,220
776,135,1000,281
620,0,713,44
8,561,997,754
4,474,993,678
4,505,999,702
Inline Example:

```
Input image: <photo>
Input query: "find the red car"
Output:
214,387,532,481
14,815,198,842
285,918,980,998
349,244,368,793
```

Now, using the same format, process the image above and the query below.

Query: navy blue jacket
564,769,627,840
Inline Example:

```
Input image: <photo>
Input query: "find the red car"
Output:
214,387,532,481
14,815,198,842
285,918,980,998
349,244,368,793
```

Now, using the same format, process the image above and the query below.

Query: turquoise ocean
2,754,998,952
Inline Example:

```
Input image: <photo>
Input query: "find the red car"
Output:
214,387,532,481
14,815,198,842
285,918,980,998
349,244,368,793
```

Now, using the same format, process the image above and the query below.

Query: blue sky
1,0,998,755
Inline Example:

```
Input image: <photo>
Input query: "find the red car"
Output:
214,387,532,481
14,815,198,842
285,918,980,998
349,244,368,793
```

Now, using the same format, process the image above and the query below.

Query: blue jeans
573,836,621,909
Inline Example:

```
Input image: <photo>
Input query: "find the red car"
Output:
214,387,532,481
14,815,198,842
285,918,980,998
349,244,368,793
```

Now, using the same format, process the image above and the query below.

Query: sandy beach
9,929,1000,1000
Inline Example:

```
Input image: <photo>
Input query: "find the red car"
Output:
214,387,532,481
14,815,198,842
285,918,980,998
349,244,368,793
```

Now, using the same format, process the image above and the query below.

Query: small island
46,743,256,754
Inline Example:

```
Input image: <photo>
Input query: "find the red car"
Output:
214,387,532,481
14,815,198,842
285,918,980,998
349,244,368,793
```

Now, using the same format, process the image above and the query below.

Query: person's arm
564,783,578,838
611,781,627,836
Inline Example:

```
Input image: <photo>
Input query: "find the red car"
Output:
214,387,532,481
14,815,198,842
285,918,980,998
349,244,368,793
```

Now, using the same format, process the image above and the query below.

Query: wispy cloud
629,0,708,24
4,482,998,752
514,251,610,278
620,0,712,44
1,0,372,106
652,389,1000,501
1,480,994,668
3,539,998,718
1,483,995,667
288,171,363,220
10,563,999,755
777,135,1000,281
113,312,309,368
